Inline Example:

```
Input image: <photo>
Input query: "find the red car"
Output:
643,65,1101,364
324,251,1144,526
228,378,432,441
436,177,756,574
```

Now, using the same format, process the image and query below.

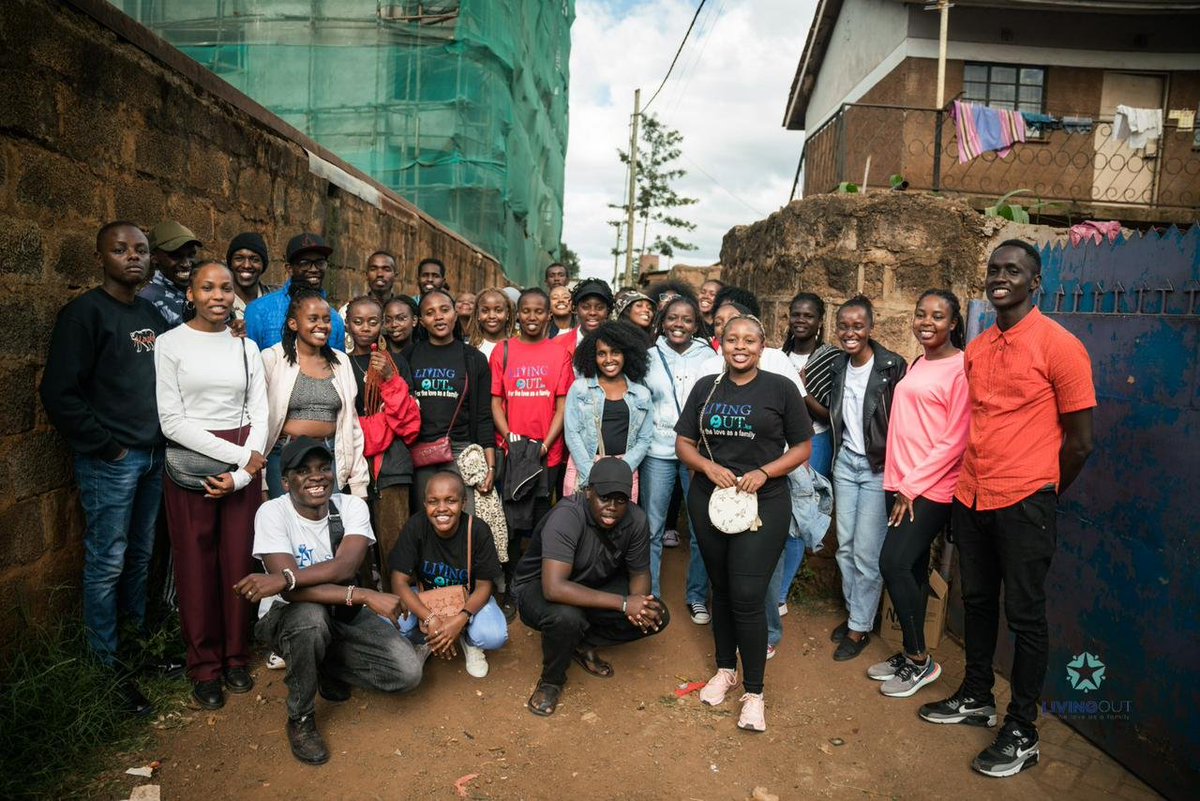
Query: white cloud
564,0,818,283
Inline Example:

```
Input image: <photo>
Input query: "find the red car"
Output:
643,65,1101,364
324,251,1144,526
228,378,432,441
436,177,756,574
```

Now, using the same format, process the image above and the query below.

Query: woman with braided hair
675,314,813,732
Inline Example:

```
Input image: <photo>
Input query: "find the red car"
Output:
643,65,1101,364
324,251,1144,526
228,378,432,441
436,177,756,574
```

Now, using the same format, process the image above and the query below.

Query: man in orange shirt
919,240,1095,779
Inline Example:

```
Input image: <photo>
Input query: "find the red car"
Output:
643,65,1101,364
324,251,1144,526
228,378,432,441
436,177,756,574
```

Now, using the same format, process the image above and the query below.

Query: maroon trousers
163,428,260,683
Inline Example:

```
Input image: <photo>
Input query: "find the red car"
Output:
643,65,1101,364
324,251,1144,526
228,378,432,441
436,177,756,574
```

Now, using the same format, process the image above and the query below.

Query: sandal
527,682,563,716
572,648,614,679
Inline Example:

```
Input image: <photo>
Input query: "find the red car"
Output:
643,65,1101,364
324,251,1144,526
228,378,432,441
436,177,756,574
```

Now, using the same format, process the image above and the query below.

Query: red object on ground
674,681,707,698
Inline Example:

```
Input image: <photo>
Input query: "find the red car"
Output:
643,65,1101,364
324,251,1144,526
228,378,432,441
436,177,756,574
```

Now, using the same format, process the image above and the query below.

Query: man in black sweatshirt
40,221,169,715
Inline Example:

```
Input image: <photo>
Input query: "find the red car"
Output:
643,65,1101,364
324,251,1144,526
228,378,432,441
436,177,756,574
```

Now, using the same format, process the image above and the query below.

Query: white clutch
708,486,762,535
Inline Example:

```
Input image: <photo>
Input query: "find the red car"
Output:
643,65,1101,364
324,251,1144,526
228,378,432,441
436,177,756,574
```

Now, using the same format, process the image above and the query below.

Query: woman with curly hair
467,287,515,361
564,322,655,495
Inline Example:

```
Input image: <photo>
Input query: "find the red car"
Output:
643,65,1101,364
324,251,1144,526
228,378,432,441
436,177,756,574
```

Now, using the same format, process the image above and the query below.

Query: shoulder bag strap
444,361,469,437
327,495,345,555
697,374,722,463
656,346,683,415
466,516,473,590
594,384,606,458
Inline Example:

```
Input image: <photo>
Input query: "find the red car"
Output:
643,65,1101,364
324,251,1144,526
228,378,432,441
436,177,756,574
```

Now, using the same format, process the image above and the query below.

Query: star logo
1066,652,1105,693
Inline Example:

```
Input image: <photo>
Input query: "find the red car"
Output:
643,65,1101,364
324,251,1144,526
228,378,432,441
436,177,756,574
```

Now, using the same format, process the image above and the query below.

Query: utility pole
935,1,950,108
622,88,641,289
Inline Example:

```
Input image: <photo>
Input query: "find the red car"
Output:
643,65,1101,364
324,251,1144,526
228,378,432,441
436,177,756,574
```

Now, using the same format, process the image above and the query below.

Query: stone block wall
0,0,506,636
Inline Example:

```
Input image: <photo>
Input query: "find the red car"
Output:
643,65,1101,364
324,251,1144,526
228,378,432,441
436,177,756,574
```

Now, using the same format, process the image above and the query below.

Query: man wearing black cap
512,457,669,716
243,232,347,351
557,278,614,362
138,220,202,328
234,437,425,765
226,232,276,316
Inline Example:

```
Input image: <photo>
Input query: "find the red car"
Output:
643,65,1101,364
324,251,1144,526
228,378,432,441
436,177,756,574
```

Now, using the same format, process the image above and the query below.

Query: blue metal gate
960,226,1199,799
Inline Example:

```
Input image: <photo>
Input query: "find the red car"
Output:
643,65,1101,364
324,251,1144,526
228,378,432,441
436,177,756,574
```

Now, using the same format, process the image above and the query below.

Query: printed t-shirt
388,513,502,593
409,341,470,443
675,370,813,497
490,337,574,466
251,494,374,618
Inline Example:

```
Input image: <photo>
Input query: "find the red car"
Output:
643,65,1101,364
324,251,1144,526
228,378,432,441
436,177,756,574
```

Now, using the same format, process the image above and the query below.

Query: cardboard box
878,571,949,651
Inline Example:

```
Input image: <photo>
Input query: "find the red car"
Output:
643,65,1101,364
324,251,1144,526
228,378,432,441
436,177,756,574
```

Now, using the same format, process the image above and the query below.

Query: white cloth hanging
1112,105,1163,149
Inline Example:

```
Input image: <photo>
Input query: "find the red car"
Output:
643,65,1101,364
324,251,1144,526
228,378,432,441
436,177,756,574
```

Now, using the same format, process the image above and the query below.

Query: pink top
883,352,970,504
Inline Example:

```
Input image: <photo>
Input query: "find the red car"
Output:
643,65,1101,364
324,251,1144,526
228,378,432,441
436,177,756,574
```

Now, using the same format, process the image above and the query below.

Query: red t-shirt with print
490,338,574,466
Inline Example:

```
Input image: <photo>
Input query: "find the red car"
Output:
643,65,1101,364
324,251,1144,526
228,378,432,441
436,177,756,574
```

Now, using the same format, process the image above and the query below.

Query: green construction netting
112,0,573,287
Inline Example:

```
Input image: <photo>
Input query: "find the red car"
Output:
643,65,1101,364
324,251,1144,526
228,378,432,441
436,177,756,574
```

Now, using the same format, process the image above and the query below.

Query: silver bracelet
281,568,297,591
621,596,628,614
345,584,356,606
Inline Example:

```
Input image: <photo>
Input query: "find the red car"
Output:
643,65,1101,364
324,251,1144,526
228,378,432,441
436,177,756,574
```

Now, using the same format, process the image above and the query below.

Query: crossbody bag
165,338,250,492
410,348,468,468
698,374,761,534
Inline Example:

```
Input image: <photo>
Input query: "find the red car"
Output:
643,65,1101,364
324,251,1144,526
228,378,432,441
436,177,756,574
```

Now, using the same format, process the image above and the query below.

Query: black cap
279,436,333,472
286,232,333,263
589,457,634,497
227,232,269,268
572,278,614,308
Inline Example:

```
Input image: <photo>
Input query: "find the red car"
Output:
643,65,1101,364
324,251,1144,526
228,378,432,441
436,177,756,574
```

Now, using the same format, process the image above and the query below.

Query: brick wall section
0,0,507,634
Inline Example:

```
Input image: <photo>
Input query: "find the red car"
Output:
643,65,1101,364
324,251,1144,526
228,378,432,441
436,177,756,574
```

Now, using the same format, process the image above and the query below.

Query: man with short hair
226,232,276,315
243,232,347,351
40,221,169,715
544,262,568,290
919,240,1095,779
513,458,669,717
417,257,447,297
138,220,201,328
235,437,425,766
337,250,398,332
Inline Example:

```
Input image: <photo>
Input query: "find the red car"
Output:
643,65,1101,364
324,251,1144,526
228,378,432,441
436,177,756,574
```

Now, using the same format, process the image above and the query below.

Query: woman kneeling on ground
675,314,813,732
392,471,508,678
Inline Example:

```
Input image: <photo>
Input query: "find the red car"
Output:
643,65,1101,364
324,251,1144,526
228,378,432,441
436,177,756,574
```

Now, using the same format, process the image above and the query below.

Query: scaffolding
114,0,574,286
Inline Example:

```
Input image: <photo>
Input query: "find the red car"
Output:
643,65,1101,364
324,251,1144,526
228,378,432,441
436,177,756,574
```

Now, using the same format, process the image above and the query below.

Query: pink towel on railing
952,100,1027,163
1070,221,1122,247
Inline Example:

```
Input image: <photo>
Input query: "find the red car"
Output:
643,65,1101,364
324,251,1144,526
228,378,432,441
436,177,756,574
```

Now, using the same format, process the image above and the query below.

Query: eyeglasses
294,258,328,270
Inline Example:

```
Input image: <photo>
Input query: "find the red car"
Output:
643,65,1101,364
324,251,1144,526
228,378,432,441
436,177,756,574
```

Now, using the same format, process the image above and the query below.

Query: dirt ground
109,547,1159,801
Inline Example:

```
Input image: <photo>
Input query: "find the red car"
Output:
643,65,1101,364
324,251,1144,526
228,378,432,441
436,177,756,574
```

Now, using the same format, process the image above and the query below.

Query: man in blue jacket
245,232,346,351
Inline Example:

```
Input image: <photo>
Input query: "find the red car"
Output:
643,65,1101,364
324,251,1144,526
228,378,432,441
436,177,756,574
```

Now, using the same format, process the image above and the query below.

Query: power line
683,153,766,217
642,0,708,113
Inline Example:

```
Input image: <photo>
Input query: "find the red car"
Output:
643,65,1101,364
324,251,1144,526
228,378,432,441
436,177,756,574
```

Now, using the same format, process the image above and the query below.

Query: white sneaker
698,668,739,706
461,637,489,678
265,652,286,670
737,692,766,732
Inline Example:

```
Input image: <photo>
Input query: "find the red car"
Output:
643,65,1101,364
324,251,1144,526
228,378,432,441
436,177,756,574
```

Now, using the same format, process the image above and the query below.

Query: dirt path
110,549,1158,800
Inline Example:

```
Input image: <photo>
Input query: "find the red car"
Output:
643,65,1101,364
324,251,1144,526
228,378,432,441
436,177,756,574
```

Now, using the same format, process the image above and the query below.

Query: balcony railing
795,102,1200,218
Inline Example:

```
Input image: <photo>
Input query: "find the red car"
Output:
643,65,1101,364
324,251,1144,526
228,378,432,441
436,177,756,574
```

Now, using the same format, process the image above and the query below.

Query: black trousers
689,480,790,695
516,574,670,686
954,489,1057,730
879,494,951,655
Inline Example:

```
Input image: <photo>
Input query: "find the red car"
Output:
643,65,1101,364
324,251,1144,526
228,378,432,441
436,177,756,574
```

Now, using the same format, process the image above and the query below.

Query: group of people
41,220,1094,779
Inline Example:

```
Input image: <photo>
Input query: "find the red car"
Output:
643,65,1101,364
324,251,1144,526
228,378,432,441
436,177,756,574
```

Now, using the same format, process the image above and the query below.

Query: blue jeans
766,553,785,647
640,456,708,603
74,447,164,664
777,430,830,604
809,429,833,478
398,596,509,651
266,435,337,499
833,449,888,633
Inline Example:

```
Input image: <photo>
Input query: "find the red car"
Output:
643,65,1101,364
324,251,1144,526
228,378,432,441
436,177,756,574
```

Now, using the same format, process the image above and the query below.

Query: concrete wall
0,0,506,635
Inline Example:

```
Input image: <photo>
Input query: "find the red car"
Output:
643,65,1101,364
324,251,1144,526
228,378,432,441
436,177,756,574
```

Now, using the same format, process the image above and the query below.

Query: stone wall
0,0,506,635
719,192,1062,362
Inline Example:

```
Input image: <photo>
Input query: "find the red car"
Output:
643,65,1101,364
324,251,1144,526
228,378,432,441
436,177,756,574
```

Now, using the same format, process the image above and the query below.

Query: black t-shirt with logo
388,513,502,593
406,340,493,446
675,370,813,497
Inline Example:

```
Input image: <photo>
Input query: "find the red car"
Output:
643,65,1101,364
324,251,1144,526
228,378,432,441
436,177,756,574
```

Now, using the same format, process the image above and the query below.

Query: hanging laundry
952,100,1027,163
1061,116,1094,135
1021,112,1059,138
1112,105,1163,149
1070,221,1123,247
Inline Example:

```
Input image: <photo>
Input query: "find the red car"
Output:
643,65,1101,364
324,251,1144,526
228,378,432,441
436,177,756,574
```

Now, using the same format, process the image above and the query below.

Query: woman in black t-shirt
408,290,497,512
390,472,507,678
675,315,813,733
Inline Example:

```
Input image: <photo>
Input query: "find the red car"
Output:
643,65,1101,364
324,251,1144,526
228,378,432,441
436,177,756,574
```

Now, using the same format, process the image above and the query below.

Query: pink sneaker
698,668,739,706
737,692,766,732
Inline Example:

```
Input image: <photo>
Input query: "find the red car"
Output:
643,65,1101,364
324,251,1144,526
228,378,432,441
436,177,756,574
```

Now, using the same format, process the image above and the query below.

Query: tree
557,242,581,280
610,114,698,273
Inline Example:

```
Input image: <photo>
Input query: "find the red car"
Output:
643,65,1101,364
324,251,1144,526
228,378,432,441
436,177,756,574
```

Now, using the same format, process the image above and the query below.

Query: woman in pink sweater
869,289,970,699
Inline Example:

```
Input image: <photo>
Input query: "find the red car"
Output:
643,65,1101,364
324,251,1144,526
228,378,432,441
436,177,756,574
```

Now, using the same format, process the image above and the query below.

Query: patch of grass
0,603,190,800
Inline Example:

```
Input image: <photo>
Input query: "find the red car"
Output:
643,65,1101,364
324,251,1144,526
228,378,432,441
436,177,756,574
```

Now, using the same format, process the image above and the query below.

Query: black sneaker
830,620,849,643
117,678,154,717
972,721,1039,777
918,686,998,727
833,632,869,661
287,714,330,765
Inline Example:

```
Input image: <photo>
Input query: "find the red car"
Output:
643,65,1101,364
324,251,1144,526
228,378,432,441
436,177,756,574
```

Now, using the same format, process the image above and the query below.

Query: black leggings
878,494,951,655
688,480,789,695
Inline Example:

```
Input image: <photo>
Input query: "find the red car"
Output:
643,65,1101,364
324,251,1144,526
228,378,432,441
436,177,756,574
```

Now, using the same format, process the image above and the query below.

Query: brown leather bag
410,373,468,468
417,517,473,633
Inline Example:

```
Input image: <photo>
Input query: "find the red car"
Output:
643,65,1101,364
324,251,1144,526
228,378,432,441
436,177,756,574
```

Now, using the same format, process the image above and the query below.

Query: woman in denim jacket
564,321,654,495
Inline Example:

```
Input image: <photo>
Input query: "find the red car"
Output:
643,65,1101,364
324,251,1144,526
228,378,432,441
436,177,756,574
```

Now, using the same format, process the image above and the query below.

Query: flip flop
572,648,615,679
527,682,563,716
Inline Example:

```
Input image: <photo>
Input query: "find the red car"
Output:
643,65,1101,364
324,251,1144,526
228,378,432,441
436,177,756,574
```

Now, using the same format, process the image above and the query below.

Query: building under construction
112,0,574,286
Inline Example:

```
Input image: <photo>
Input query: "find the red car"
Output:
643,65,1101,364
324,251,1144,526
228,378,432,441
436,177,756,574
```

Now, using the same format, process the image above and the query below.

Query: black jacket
829,340,907,473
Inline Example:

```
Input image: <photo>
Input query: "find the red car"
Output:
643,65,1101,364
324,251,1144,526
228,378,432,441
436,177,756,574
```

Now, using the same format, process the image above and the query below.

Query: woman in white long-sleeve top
156,260,269,711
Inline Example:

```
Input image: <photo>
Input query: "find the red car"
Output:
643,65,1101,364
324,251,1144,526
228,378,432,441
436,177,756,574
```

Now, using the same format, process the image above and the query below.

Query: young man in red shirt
919,240,1096,778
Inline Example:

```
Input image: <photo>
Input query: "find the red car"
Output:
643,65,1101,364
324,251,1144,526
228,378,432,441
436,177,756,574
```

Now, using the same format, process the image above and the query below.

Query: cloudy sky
564,0,818,282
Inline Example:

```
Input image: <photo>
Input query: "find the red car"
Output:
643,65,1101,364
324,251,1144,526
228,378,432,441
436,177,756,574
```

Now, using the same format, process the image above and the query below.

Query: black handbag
164,339,250,491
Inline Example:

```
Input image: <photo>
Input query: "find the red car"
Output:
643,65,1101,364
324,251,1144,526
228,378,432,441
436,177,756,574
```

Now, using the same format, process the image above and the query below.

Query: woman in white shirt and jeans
156,260,269,710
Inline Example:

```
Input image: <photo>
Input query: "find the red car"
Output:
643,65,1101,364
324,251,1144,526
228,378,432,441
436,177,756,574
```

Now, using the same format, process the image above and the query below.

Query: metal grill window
963,63,1045,113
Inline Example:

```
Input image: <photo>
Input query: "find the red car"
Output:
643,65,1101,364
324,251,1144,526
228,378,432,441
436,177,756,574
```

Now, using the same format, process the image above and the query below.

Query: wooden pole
623,88,641,289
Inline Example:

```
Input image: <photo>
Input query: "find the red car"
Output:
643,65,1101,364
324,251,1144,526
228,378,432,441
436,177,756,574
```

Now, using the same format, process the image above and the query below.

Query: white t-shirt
841,357,874,456
477,339,499,362
251,494,374,618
